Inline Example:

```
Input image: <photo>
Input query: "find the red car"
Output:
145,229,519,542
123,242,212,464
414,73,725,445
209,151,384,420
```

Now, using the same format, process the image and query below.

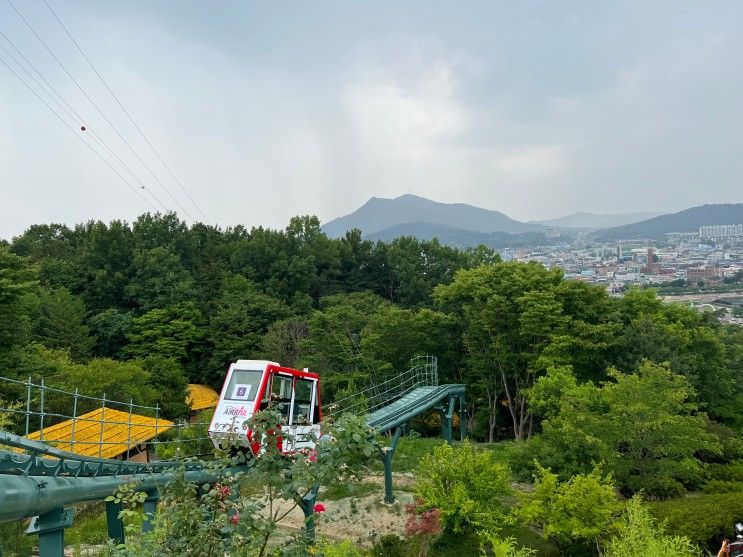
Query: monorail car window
271,374,293,422
225,369,262,402
293,379,314,424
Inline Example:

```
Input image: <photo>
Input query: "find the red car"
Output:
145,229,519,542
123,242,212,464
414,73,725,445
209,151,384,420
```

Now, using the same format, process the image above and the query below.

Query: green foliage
522,362,719,497
617,290,743,425
207,275,290,381
361,306,461,380
317,539,370,557
0,244,37,366
370,535,408,557
414,440,512,534
103,411,376,557
155,409,215,460
125,303,202,362
434,262,618,441
29,286,93,361
50,358,159,411
648,492,743,549
88,309,133,359
260,316,309,368
137,356,190,419
603,497,697,557
479,532,536,557
372,437,447,473
125,247,195,311
300,292,390,395
517,465,621,548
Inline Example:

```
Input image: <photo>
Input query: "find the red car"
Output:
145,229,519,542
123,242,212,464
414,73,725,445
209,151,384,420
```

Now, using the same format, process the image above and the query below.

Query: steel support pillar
142,489,159,533
440,396,456,444
298,486,319,541
378,426,403,503
459,393,468,441
105,500,125,545
26,507,74,557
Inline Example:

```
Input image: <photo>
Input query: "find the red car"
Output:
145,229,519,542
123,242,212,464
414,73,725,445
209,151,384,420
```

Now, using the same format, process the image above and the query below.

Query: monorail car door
268,370,320,452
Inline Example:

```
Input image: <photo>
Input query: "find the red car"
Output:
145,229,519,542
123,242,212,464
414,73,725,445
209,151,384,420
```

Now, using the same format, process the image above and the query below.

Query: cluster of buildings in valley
500,224,743,324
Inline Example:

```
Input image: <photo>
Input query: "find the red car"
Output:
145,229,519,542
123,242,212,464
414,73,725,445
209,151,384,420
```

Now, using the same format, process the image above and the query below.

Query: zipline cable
0,31,169,211
5,0,195,220
0,51,160,211
41,0,209,222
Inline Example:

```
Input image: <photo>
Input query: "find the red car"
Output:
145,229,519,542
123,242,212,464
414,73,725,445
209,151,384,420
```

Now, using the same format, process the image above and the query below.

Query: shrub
370,535,409,557
648,492,743,549
516,465,622,549
479,531,536,557
414,441,512,534
707,461,743,482
603,497,697,557
317,539,370,557
404,499,442,557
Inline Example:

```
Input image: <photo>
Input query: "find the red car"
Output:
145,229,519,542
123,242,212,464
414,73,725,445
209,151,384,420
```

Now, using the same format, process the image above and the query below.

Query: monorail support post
379,426,402,504
298,486,320,542
105,500,125,545
459,393,467,441
27,507,74,557
441,396,456,444
142,489,160,533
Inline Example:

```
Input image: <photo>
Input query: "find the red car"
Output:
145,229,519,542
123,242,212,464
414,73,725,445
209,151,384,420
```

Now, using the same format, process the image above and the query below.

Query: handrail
328,355,438,416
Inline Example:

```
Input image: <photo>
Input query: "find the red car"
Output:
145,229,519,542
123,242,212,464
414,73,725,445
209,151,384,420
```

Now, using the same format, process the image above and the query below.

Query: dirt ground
266,473,415,546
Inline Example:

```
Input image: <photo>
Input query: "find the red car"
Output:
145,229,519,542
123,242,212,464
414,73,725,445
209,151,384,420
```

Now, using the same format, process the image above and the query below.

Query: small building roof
186,384,220,411
28,408,173,459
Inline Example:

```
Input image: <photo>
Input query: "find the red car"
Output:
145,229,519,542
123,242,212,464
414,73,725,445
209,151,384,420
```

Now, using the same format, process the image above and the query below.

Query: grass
65,503,110,547
320,481,380,501
369,436,447,474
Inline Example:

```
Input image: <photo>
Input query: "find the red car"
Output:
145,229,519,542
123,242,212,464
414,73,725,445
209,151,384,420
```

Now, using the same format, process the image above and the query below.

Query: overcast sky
1,1,742,239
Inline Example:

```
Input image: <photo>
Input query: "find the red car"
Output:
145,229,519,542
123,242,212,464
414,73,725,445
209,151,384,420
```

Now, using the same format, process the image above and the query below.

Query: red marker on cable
80,125,86,131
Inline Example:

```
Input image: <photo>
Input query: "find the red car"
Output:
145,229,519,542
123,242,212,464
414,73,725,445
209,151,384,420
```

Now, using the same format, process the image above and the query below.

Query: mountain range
322,195,743,247
592,203,743,240
532,211,662,229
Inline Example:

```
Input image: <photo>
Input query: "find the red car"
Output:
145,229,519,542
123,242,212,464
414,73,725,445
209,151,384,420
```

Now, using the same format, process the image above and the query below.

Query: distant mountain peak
321,195,545,238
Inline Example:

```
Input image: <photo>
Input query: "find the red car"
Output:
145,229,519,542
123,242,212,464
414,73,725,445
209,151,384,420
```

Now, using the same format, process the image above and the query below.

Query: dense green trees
434,262,618,441
518,362,719,497
3,212,743,554
2,212,743,449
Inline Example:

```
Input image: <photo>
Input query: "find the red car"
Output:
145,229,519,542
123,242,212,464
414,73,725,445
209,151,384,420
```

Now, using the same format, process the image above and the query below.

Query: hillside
534,211,663,229
593,203,743,240
365,222,550,249
322,194,544,237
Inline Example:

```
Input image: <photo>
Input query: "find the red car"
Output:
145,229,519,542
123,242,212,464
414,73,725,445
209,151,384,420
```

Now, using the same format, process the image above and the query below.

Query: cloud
341,47,468,161
1,2,742,236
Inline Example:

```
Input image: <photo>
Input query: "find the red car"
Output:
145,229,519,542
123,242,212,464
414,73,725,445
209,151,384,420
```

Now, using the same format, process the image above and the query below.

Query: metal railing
328,355,438,416
0,374,212,465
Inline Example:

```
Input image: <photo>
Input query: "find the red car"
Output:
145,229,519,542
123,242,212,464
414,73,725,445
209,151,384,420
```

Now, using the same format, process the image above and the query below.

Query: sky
1,1,742,239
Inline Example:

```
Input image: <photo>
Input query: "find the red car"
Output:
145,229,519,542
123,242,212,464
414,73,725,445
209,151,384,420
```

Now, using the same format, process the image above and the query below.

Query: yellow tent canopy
28,408,173,459
186,384,219,412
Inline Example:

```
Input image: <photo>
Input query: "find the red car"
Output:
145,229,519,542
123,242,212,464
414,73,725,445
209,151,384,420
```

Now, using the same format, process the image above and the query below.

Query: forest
2,212,743,555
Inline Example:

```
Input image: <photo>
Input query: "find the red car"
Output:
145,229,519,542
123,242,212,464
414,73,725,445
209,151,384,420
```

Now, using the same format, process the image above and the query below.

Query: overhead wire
0,51,159,211
0,30,169,212
40,0,209,223
5,0,196,220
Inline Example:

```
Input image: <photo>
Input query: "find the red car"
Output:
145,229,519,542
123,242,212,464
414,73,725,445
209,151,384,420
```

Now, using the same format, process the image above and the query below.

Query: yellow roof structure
28,408,173,459
186,384,219,411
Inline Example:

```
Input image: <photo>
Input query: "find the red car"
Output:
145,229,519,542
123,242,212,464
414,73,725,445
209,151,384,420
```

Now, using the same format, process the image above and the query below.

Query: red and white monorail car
208,360,321,454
